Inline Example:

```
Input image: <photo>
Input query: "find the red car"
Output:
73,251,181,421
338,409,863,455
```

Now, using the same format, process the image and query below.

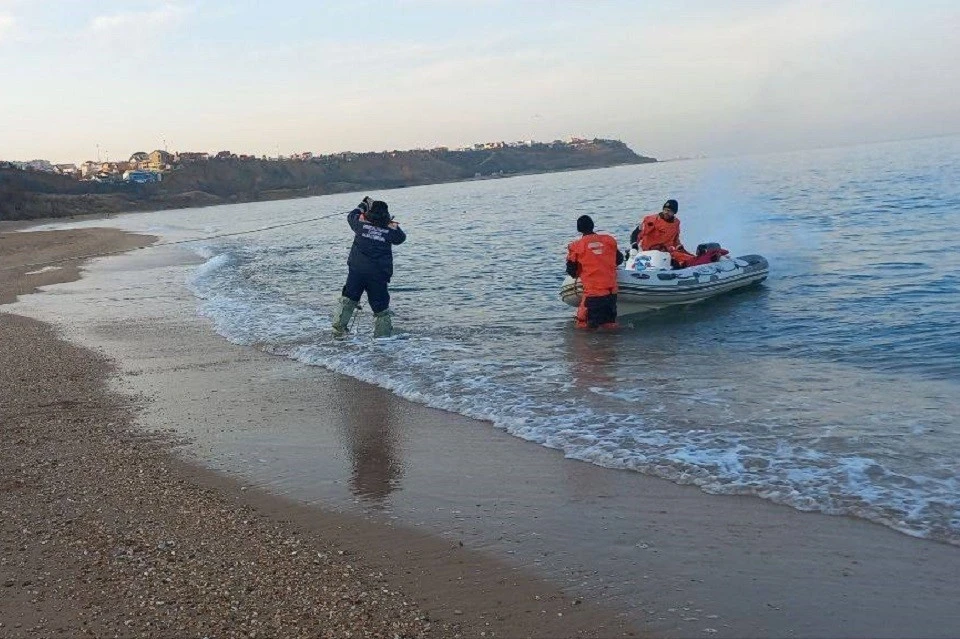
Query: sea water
75,135,960,543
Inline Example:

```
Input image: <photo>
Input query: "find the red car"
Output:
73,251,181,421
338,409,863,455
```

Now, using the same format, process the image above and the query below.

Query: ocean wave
185,240,960,545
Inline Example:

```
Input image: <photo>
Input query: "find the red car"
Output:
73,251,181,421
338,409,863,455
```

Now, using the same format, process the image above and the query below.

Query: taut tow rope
2,210,346,273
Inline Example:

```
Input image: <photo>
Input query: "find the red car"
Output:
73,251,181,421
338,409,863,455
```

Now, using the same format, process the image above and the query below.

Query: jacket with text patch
566,232,621,296
347,208,406,280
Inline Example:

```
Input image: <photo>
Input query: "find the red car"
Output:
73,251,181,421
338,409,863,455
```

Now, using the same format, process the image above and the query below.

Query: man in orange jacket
566,215,623,329
629,199,696,268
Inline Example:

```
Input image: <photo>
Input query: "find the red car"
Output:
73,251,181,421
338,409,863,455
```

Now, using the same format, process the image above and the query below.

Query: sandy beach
1,228,632,638
5,223,960,638
6,0,960,633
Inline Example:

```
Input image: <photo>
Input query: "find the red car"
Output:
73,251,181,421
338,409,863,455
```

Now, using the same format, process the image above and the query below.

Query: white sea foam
174,143,960,546
181,241,960,545
24,266,63,275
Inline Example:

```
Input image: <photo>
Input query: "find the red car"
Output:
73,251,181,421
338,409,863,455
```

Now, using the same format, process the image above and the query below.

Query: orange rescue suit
566,233,619,296
639,213,695,268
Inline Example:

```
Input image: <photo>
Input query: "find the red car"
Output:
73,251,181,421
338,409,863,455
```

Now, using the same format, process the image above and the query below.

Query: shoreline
7,225,960,638
0,227,154,304
0,228,633,638
1,159,651,223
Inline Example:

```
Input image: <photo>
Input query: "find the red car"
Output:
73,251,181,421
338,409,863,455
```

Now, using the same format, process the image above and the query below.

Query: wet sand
6,226,960,638
0,226,151,304
1,229,632,638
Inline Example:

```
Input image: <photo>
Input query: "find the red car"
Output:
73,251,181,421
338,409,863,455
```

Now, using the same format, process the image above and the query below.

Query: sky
1,0,959,163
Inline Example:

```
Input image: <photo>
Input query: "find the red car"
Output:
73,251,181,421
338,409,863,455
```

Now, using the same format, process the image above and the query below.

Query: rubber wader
332,296,358,335
373,309,393,338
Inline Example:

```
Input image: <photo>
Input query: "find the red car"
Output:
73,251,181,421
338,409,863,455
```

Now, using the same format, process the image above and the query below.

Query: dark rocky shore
1,139,654,221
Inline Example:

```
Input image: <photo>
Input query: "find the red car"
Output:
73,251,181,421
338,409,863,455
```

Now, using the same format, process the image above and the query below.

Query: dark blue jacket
347,208,406,280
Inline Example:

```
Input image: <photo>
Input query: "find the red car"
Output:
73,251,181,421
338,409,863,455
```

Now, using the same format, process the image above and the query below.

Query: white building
10,159,56,172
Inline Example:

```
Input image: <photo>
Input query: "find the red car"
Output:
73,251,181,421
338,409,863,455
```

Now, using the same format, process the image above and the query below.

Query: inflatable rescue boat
560,244,768,315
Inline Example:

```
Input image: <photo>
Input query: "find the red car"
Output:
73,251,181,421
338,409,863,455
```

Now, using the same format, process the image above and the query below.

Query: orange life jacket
639,213,695,268
639,213,683,252
566,232,619,296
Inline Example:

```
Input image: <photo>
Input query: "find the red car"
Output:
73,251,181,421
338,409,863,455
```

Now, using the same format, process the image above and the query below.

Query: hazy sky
2,0,958,163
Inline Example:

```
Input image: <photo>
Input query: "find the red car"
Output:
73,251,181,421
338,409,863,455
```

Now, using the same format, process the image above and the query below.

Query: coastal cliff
0,139,654,221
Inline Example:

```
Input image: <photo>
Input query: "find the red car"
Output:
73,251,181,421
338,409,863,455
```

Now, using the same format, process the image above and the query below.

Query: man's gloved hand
358,196,372,213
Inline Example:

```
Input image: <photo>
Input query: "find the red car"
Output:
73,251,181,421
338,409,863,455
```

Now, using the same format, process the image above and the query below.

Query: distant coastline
0,138,655,221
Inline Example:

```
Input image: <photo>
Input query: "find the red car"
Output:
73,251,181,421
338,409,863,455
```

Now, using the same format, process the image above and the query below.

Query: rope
1,210,347,272
348,306,364,333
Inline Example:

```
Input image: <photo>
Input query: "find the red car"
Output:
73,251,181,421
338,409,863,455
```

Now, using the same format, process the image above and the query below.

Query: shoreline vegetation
0,139,654,221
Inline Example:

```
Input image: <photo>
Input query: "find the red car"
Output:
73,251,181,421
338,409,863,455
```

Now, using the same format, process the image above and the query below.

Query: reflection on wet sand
338,395,405,505
565,327,622,391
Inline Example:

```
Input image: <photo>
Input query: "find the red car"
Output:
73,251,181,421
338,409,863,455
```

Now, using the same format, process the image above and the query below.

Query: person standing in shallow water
332,196,406,338
566,214,622,329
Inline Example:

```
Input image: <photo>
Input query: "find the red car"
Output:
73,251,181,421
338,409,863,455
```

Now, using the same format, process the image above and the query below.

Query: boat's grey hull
560,254,768,314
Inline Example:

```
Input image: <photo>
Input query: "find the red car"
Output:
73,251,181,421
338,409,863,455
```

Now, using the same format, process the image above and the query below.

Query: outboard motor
689,242,729,266
696,242,722,256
